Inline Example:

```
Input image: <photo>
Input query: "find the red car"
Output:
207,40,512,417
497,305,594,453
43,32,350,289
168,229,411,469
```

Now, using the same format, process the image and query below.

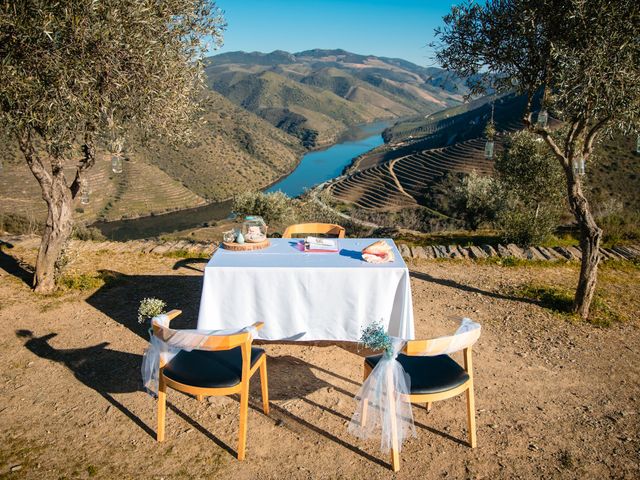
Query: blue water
265,121,388,197
94,120,390,239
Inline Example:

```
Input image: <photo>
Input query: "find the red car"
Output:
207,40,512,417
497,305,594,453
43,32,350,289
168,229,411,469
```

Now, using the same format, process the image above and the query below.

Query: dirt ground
0,244,639,479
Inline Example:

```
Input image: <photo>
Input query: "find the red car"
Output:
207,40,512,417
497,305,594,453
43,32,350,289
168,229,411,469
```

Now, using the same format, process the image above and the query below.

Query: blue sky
212,0,457,67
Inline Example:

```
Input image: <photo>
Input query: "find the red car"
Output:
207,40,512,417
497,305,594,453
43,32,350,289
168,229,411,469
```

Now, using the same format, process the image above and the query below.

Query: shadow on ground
0,245,33,287
86,270,204,339
409,270,533,304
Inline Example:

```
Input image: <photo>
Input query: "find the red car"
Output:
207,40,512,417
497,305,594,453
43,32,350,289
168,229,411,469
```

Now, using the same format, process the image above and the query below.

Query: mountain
204,49,467,148
0,91,302,224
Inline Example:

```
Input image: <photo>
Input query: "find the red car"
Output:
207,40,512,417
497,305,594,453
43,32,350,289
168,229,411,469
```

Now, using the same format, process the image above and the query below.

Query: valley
1,48,637,243
1,49,464,235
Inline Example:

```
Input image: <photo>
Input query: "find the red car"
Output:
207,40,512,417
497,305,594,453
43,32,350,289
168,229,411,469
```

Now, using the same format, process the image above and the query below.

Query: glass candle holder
242,216,268,243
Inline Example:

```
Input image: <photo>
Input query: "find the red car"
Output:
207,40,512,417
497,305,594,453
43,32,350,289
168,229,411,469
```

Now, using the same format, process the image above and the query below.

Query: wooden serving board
222,238,270,251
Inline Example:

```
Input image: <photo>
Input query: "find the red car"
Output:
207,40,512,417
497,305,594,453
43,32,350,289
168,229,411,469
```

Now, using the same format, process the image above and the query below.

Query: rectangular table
197,238,414,341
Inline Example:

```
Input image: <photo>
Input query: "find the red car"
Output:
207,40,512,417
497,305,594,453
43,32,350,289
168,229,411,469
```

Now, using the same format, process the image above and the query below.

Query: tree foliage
0,0,226,292
434,0,639,319
435,0,640,136
0,0,226,153
495,131,565,246
449,171,501,231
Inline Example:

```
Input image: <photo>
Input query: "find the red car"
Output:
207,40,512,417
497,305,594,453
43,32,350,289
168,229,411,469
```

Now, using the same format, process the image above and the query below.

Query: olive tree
434,0,640,319
0,0,225,292
450,171,501,231
495,131,565,246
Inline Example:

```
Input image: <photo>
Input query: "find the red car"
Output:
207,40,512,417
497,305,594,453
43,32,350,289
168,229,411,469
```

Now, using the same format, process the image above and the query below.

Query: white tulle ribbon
141,314,257,396
348,318,481,453
348,336,416,452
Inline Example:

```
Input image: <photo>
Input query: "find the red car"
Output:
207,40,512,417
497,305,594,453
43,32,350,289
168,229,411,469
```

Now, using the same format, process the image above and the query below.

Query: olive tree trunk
17,131,79,293
34,173,74,293
564,163,602,320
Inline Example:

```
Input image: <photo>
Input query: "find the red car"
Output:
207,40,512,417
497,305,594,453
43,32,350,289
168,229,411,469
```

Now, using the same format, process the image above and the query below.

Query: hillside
0,91,302,224
326,93,640,219
205,49,466,147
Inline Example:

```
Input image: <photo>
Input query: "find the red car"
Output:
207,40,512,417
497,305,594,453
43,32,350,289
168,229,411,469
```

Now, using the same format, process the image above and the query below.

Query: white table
197,238,414,341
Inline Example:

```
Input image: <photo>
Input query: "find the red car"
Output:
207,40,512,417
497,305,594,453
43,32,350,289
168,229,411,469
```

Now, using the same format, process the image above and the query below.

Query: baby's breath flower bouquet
360,321,393,358
138,297,166,324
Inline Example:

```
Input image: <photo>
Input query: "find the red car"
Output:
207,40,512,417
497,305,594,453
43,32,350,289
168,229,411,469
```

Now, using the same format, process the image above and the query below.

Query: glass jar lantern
484,140,495,159
242,215,268,243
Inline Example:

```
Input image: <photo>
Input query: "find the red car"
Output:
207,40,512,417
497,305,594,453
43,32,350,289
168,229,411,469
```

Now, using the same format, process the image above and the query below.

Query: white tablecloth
196,238,414,341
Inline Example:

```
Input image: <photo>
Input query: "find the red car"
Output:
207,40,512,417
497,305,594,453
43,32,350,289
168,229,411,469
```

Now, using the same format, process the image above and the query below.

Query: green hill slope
328,92,639,223
205,49,466,147
0,91,302,224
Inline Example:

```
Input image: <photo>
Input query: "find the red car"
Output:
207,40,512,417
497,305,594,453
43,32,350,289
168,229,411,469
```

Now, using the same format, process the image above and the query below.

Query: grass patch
475,256,564,268
601,257,640,272
57,270,123,292
540,234,579,248
558,449,575,469
86,465,98,477
396,230,501,248
162,249,210,259
512,283,625,327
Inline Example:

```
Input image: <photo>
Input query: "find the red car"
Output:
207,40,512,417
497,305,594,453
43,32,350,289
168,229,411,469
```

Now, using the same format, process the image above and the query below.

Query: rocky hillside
205,49,466,147
0,91,302,224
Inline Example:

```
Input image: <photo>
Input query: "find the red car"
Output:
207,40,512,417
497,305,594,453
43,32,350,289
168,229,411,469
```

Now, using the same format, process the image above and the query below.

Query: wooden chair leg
466,384,477,448
360,399,369,427
387,372,400,472
426,402,432,413
157,377,167,442
260,359,270,415
237,383,250,460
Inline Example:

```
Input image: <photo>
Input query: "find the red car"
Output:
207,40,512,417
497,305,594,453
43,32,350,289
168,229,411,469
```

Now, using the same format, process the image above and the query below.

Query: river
93,120,389,240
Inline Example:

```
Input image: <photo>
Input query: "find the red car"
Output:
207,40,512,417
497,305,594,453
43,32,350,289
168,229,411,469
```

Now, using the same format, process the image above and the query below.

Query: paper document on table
304,236,338,252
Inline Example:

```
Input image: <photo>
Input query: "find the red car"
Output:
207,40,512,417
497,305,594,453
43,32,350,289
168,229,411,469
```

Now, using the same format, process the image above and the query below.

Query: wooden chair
154,310,269,461
282,222,346,238
362,328,480,471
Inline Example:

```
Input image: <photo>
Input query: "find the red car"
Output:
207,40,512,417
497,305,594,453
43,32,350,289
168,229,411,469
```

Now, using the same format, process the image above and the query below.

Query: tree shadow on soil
0,245,33,287
409,270,534,304
86,270,204,339
172,258,208,273
14,330,356,454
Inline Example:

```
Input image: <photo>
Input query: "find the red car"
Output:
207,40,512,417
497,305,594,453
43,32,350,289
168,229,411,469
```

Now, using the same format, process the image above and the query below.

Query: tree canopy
0,0,226,156
0,0,226,292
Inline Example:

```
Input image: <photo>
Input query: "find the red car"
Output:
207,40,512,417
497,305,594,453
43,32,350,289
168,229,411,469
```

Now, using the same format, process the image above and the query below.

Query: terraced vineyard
328,92,540,212
329,136,503,211
0,151,206,224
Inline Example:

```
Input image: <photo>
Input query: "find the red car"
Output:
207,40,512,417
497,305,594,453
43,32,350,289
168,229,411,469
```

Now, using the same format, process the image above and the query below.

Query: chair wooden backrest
404,327,481,357
151,309,264,368
282,223,346,238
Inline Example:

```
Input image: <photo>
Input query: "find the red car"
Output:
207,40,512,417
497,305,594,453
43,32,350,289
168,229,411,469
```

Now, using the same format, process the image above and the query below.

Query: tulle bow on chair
348,318,482,470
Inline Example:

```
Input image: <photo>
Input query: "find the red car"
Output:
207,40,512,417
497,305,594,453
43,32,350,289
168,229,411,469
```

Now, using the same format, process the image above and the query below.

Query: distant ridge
205,48,468,148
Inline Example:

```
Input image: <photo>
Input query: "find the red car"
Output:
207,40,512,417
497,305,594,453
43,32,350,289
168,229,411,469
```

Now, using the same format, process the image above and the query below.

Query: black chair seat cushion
365,353,470,394
163,347,265,389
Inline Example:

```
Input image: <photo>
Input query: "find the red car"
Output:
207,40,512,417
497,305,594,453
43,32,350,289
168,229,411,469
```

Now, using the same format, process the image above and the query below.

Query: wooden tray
222,238,270,251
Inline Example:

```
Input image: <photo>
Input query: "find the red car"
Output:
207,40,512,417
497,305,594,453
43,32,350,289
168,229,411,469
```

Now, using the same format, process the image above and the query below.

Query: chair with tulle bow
362,327,480,471
153,310,269,461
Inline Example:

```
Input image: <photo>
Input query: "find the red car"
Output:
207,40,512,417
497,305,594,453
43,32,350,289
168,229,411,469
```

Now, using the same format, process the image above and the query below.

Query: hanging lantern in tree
80,178,90,205
484,102,496,159
484,140,495,159
573,158,586,175
108,130,124,174
537,109,548,128
111,154,123,174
